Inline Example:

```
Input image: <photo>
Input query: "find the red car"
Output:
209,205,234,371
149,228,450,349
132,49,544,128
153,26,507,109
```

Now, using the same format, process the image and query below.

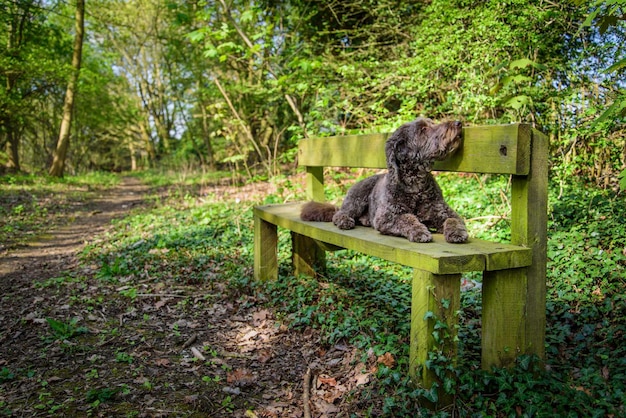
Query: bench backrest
297,122,549,360
299,123,531,175
299,123,542,201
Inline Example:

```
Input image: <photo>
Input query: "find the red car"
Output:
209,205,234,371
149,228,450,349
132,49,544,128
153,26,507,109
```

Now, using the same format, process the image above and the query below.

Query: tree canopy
0,0,624,187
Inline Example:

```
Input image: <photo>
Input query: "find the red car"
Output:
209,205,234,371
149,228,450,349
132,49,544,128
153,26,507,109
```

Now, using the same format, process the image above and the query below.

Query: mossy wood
255,203,532,275
254,123,548,410
411,270,460,409
298,124,530,175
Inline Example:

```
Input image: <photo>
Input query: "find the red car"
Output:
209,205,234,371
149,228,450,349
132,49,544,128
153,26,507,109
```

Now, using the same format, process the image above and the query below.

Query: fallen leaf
227,368,256,386
155,299,169,309
377,352,396,368
313,399,339,415
155,358,170,367
253,309,269,326
317,375,337,387
190,347,205,361
257,349,273,363
354,371,370,386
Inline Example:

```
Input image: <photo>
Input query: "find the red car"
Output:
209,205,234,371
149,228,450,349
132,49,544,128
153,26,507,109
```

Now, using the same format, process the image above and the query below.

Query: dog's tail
300,201,338,222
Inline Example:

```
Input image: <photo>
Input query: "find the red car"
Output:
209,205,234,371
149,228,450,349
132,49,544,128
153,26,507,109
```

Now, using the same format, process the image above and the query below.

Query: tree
49,0,85,177
581,0,626,190
0,0,66,173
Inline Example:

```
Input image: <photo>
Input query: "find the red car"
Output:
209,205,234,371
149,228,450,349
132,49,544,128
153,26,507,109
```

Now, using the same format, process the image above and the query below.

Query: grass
1,170,625,416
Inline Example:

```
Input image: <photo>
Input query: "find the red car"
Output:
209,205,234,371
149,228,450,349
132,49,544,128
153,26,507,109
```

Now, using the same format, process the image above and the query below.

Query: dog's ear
385,122,416,181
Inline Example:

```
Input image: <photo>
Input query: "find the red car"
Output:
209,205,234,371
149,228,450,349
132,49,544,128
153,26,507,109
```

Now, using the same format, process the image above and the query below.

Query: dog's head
385,118,463,178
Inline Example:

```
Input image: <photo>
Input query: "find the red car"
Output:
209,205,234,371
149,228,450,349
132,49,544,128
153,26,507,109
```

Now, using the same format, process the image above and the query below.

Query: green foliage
548,183,626,302
0,367,15,383
265,261,412,348
1,0,623,191
45,318,88,342
85,387,120,404
115,351,133,364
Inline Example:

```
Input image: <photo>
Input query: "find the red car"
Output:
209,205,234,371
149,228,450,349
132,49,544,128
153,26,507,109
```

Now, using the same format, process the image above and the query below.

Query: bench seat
255,202,531,275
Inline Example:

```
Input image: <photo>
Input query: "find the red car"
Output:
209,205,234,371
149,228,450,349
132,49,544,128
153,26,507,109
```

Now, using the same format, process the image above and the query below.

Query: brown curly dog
300,118,468,243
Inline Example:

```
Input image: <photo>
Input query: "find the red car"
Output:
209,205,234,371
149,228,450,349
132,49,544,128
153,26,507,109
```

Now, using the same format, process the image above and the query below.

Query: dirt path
0,177,150,283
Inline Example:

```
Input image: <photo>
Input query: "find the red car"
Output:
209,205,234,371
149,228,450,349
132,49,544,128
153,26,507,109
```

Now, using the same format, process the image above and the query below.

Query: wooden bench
254,123,548,405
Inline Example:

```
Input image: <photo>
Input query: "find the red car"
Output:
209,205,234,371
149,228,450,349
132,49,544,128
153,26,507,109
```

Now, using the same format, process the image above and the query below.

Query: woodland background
2,1,626,415
1,0,625,189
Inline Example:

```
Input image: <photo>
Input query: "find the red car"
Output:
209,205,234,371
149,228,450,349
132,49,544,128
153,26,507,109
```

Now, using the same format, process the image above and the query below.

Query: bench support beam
292,232,326,277
482,268,528,369
410,269,460,408
254,216,278,281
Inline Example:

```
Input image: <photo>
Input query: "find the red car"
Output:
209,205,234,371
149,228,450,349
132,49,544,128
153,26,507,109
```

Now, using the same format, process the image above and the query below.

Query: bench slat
297,123,531,175
255,203,532,275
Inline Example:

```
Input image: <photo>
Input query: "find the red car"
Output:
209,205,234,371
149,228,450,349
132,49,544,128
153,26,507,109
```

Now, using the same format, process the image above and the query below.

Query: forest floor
0,177,375,417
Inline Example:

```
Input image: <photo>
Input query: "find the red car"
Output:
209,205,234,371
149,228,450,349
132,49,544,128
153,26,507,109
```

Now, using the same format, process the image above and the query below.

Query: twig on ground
303,367,312,418
182,333,197,349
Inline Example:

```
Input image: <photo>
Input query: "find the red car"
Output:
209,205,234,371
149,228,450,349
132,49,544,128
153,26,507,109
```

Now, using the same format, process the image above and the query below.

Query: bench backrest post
510,127,549,360
305,166,325,201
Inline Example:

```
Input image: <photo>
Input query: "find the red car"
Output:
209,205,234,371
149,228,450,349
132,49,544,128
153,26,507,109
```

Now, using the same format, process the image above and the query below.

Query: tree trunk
49,0,85,177
199,95,215,169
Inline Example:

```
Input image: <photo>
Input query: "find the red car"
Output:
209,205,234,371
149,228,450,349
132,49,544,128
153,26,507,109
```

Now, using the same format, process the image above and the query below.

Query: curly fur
300,117,468,243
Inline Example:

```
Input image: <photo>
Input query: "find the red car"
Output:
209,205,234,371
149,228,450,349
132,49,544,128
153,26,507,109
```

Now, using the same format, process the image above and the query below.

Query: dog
300,117,468,243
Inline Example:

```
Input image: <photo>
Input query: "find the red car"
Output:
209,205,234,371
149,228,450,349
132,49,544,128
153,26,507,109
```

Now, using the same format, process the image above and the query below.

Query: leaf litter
0,177,387,417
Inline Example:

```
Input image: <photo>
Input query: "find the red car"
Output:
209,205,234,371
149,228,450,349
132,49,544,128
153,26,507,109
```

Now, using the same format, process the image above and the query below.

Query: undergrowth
33,171,626,416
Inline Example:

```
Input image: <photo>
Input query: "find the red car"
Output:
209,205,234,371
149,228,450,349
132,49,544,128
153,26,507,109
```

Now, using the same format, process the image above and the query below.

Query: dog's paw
332,212,356,230
443,218,468,243
445,228,468,243
408,227,432,243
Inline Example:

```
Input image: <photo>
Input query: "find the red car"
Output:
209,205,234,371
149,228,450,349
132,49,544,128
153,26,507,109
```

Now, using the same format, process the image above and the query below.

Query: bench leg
291,232,325,277
482,268,528,369
410,269,460,408
254,216,278,281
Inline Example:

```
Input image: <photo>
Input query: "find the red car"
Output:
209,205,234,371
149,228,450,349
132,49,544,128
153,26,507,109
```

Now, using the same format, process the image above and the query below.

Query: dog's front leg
376,213,433,243
443,217,468,243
